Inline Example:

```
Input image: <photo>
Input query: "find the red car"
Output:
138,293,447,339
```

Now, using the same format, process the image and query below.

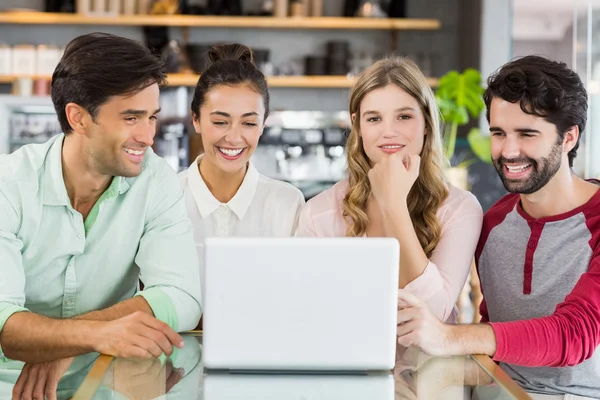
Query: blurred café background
0,0,598,210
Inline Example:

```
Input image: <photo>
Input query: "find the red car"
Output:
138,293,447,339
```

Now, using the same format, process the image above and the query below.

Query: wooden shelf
0,11,441,30
0,74,440,88
170,73,439,88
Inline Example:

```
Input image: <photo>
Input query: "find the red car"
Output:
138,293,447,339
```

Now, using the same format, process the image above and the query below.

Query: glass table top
66,333,530,400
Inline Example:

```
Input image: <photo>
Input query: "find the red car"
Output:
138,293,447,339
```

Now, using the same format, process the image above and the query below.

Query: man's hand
396,290,455,356
12,357,73,400
92,311,184,359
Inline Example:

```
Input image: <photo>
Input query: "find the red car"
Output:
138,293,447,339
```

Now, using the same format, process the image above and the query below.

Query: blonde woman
295,57,483,323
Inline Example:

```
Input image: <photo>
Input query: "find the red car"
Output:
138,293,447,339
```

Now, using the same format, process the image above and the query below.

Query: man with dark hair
393,55,600,399
0,32,202,398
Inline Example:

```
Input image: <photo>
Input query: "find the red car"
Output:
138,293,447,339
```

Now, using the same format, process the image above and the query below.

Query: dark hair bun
207,44,254,65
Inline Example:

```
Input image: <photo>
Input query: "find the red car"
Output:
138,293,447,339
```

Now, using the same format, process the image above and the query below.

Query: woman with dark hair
179,43,305,301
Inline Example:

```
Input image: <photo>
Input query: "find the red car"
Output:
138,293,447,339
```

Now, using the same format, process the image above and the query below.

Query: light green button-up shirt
0,134,202,367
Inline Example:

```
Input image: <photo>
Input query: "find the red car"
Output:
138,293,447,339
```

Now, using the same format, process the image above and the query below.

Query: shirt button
528,241,536,249
78,234,84,239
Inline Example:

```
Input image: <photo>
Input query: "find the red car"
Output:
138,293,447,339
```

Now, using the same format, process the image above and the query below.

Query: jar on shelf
0,45,12,76
12,45,36,77
36,45,61,76
290,0,307,17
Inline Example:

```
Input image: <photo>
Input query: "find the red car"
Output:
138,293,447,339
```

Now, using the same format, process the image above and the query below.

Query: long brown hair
343,56,449,257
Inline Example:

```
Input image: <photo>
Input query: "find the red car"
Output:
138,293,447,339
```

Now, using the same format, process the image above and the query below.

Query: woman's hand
368,153,421,213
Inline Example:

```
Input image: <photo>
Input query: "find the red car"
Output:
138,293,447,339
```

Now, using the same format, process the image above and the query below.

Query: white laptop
201,237,400,372
203,371,395,400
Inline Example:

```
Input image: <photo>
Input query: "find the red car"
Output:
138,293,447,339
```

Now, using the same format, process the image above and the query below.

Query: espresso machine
251,111,350,200
154,87,191,172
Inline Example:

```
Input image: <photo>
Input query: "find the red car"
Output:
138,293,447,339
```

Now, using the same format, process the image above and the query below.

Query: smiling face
489,97,567,194
193,84,265,175
82,83,160,177
357,84,426,167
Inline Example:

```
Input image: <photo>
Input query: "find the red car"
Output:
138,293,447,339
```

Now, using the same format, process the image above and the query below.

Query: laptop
202,237,400,372
203,371,395,400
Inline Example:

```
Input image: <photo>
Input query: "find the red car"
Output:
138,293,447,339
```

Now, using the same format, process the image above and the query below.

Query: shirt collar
42,134,70,206
42,134,130,206
186,155,259,220
229,161,259,220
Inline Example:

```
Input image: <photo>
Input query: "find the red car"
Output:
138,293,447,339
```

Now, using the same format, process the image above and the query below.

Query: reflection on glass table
70,333,530,400
204,372,394,399
0,351,102,400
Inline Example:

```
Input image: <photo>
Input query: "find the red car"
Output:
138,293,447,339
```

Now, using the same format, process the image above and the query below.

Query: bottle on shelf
123,0,136,15
76,0,90,14
138,0,151,14
108,0,121,15
274,0,288,17
309,0,322,17
91,0,107,13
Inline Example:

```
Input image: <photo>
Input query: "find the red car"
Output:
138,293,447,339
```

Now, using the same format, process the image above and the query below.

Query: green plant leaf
436,97,469,125
463,68,482,83
465,94,485,119
443,122,458,161
436,97,456,120
466,127,492,164
437,71,460,90
435,68,486,160
435,69,485,124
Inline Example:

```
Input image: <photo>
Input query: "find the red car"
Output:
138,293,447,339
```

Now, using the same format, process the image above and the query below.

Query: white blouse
178,156,306,302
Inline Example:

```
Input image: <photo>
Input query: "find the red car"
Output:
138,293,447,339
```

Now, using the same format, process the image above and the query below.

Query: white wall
479,0,512,131
480,0,512,84
513,25,574,67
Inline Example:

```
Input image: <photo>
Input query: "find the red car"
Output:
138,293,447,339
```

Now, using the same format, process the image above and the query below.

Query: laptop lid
202,237,399,372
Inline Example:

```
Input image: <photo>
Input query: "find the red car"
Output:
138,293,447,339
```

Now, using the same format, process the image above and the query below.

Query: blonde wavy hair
343,56,449,257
